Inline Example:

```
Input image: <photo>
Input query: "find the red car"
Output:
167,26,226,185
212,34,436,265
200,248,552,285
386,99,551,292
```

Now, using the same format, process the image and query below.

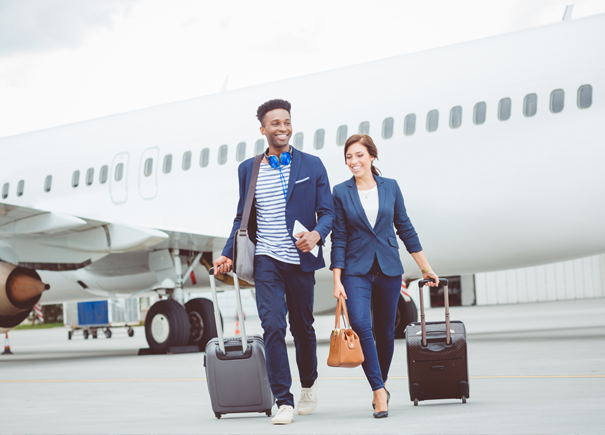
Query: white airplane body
1,14,604,349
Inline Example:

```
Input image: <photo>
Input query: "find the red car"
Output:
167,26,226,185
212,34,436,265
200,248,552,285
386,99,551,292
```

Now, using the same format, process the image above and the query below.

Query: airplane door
139,147,159,200
110,153,129,204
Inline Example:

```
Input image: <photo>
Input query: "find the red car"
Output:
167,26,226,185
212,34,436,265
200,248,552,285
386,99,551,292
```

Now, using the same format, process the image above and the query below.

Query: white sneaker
271,405,294,425
297,380,318,415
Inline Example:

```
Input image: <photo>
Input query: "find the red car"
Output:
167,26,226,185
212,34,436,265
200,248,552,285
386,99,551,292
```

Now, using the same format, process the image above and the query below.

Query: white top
358,185,379,228
254,163,300,264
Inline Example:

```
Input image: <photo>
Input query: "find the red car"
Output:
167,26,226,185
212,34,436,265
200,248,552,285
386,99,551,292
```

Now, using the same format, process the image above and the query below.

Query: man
214,99,334,425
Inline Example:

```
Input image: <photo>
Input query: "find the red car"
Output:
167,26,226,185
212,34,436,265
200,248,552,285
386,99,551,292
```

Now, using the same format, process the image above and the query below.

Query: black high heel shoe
373,389,390,418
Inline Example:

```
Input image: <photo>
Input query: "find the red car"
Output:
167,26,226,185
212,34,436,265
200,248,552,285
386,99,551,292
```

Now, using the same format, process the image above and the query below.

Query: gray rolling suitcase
406,277,470,405
204,268,274,419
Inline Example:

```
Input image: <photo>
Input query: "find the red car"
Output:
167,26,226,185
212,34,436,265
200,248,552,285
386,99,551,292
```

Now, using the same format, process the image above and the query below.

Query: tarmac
1,298,604,434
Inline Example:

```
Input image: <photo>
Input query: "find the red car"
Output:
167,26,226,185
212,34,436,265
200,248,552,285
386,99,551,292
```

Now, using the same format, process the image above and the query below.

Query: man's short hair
256,99,291,126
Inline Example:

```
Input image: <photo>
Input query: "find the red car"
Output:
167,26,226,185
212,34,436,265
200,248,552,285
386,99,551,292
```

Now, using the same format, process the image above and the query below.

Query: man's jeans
254,255,318,407
342,260,401,391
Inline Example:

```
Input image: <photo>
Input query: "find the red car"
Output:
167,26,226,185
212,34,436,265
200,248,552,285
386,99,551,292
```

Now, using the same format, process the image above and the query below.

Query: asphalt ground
1,298,604,434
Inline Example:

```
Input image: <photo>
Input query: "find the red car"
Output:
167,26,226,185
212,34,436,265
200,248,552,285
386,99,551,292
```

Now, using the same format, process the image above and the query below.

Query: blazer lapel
286,147,301,205
347,176,375,234
374,175,386,226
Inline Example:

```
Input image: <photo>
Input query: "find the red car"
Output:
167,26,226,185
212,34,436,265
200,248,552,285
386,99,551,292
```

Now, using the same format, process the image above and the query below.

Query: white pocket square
295,177,310,184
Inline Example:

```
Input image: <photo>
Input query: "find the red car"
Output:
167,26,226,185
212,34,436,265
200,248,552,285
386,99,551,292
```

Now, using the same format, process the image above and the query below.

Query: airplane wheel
127,327,134,337
394,294,418,339
83,330,89,339
104,329,112,339
185,298,220,351
145,299,190,354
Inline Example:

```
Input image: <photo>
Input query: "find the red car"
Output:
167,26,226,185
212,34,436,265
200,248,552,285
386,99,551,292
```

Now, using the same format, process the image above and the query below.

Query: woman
330,134,439,418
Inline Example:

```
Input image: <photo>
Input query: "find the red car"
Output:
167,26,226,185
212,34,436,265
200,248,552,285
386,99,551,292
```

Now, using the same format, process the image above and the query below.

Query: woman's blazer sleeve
329,187,347,270
393,181,423,254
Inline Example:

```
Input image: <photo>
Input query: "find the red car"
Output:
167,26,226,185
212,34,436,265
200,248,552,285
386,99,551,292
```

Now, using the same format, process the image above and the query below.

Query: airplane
1,11,604,354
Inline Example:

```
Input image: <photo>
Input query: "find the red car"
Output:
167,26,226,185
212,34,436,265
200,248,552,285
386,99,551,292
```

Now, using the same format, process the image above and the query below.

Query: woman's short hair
344,134,381,176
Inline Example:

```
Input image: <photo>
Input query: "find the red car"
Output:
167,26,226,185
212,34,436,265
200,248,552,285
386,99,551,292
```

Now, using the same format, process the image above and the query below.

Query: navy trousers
254,255,318,407
341,259,401,391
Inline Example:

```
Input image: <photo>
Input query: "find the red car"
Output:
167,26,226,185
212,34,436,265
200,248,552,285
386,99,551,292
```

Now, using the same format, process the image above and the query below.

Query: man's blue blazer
330,175,422,277
222,147,335,273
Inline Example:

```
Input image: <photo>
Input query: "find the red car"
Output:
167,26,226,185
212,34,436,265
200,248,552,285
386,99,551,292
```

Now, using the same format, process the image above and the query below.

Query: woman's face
345,142,374,179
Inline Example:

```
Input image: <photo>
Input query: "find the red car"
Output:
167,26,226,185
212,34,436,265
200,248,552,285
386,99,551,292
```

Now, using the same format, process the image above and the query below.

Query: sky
1,0,605,139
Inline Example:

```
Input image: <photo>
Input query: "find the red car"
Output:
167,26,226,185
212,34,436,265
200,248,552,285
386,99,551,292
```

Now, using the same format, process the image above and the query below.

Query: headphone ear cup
281,152,291,166
268,155,280,169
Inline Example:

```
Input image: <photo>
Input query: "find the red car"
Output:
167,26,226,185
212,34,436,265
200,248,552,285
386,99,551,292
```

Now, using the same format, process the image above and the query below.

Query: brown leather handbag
327,296,364,368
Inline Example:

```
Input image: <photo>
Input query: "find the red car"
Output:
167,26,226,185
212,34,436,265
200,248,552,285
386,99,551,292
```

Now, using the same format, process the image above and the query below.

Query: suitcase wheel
265,409,272,417
462,396,467,404
414,398,419,406
214,412,221,419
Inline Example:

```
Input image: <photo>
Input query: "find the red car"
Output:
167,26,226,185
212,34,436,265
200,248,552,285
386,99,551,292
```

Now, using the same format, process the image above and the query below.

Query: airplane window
336,125,348,146
72,170,80,188
450,106,462,129
498,98,511,121
236,142,246,162
293,133,304,150
200,148,210,168
404,114,416,136
115,163,124,181
474,102,487,125
44,175,52,192
218,145,228,165
382,117,394,139
182,151,192,170
163,154,172,174
255,139,265,155
523,94,537,117
314,129,325,150
550,89,564,113
2,182,9,199
17,180,24,197
578,85,592,109
99,165,109,184
426,110,439,132
144,158,153,177
86,168,94,186
358,121,370,135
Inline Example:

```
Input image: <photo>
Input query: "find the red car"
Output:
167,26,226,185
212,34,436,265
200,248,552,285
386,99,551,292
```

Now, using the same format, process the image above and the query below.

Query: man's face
260,108,292,149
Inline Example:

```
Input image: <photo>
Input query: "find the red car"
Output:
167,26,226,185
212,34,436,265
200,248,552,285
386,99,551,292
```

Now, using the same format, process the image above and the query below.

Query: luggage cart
63,298,140,340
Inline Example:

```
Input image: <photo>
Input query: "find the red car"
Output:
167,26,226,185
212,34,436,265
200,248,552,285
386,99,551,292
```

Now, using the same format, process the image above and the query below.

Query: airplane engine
0,261,50,328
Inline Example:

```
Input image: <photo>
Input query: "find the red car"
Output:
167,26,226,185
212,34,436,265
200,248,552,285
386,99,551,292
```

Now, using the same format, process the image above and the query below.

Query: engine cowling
0,261,49,328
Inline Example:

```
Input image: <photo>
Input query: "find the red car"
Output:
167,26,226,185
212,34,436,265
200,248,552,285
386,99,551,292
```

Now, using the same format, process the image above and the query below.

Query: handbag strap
240,155,263,232
334,295,352,330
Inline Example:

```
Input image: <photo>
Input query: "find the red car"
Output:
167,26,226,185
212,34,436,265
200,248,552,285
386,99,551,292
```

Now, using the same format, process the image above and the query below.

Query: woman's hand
422,270,440,287
333,281,347,299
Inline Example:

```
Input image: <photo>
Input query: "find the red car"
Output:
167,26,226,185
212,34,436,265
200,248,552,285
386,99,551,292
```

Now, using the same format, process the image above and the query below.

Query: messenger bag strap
240,154,263,232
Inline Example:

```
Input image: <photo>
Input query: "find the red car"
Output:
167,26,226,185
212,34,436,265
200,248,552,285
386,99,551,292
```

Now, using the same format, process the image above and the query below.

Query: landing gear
185,298,220,351
144,299,190,354
394,293,418,339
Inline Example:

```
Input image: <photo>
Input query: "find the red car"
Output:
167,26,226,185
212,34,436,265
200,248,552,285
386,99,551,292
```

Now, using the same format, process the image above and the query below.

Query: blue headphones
265,147,292,169
264,147,292,201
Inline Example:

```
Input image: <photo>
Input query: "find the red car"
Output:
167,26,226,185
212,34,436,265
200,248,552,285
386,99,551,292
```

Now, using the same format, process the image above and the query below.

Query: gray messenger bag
233,154,262,285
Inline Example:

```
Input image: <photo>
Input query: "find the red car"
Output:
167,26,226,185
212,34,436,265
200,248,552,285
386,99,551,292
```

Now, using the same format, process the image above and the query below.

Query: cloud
0,0,139,58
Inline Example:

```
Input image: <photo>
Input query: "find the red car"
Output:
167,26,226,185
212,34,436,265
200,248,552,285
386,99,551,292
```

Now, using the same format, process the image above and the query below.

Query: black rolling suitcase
204,268,274,419
406,277,470,405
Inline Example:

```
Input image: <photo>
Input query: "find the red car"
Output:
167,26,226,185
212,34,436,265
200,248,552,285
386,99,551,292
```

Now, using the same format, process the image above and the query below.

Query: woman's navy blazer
330,175,422,277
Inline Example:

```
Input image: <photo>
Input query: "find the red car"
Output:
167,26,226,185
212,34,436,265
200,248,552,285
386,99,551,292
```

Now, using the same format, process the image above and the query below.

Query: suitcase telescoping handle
418,277,450,347
208,268,248,355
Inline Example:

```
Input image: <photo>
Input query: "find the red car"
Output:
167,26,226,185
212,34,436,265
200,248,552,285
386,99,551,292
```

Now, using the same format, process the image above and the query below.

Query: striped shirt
254,163,300,264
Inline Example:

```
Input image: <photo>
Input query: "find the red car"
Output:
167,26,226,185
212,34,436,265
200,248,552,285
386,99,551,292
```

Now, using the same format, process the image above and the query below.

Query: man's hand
213,256,233,276
294,230,321,253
